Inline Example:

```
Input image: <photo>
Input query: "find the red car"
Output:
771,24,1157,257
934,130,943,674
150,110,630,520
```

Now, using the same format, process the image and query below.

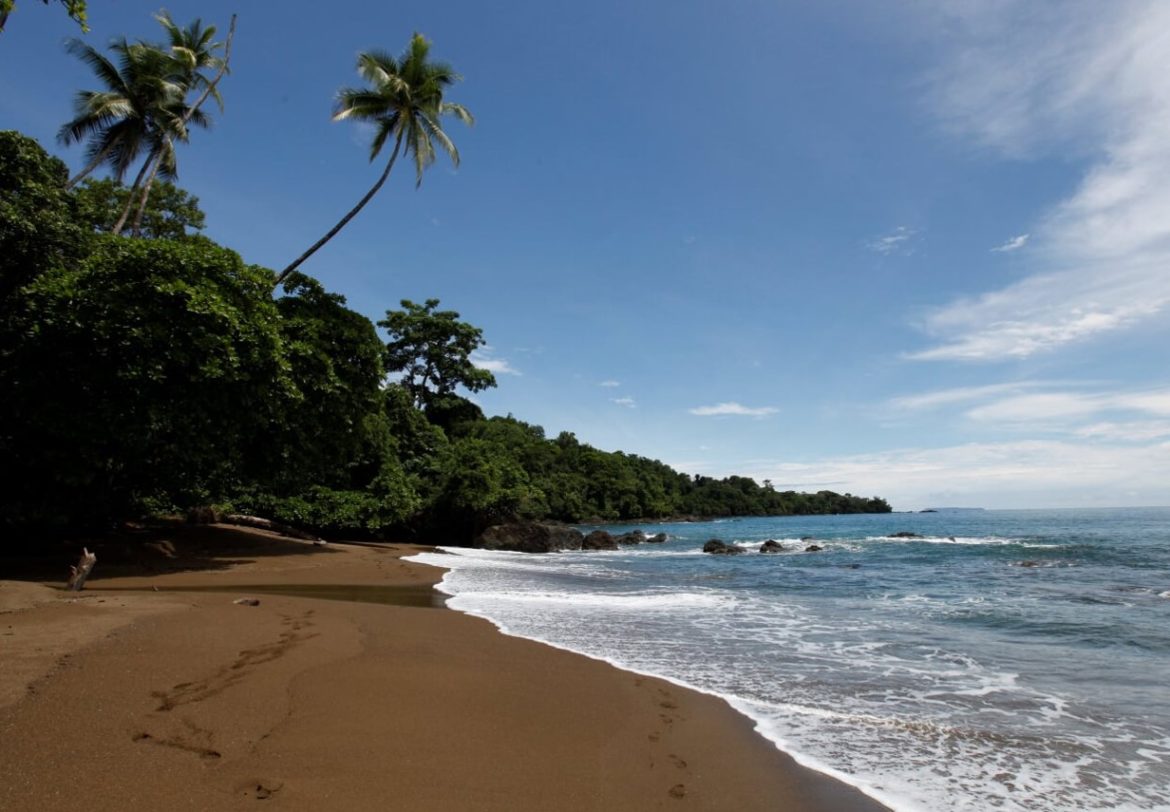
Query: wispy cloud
689,402,779,417
890,381,1048,411
867,226,918,255
911,0,1170,361
598,380,621,388
611,396,636,408
471,349,521,376
991,233,1029,253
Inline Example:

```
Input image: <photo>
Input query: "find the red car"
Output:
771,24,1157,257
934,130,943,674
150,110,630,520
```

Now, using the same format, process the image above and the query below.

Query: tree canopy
380,298,497,410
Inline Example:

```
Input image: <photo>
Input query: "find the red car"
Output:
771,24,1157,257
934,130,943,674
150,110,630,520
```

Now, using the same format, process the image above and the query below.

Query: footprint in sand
669,783,687,799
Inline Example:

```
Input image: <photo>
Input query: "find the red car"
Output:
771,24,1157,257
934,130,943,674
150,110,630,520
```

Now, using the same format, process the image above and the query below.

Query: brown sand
0,525,889,811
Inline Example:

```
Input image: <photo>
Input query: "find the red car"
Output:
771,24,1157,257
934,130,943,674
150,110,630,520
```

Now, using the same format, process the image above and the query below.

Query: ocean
407,508,1170,812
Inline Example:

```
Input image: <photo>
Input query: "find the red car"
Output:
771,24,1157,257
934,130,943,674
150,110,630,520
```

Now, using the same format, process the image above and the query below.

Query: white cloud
911,0,1170,361
611,397,636,408
867,226,918,255
1074,421,1170,442
689,402,779,417
598,380,621,388
740,439,1170,509
470,350,521,376
890,381,1047,411
991,233,1029,252
965,386,1170,425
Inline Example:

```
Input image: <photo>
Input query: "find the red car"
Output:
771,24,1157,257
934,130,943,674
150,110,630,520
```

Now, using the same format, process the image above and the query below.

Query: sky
3,0,1169,510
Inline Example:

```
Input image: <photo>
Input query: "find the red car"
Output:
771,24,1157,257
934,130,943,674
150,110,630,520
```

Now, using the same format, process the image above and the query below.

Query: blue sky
3,0,1169,509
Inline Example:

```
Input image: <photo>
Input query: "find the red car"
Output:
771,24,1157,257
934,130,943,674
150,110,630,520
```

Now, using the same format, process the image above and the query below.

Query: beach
0,524,887,811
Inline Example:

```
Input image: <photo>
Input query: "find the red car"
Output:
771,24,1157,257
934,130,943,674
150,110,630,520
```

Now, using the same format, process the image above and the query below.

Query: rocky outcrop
804,544,824,552
760,540,784,553
615,530,647,546
582,530,619,551
888,531,923,539
647,533,668,543
702,539,744,555
476,523,584,553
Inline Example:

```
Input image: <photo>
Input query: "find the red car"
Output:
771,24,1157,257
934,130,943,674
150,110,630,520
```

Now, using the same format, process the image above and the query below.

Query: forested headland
1,14,889,545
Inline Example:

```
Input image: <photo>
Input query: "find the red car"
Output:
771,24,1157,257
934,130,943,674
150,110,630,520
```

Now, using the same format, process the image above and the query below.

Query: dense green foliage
0,131,890,541
74,177,206,239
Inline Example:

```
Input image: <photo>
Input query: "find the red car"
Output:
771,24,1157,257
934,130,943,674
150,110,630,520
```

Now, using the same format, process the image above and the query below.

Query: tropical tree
125,12,235,236
274,33,473,287
58,36,184,189
380,298,496,410
57,12,233,235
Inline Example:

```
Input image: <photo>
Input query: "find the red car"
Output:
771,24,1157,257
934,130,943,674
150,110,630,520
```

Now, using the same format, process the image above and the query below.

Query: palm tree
274,33,473,287
58,36,183,189
125,12,233,236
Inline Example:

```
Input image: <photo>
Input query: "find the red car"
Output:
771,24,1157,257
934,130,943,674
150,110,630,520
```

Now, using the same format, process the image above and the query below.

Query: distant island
921,507,986,513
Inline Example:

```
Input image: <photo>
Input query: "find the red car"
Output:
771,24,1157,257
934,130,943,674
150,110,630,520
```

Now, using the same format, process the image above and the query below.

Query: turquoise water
409,508,1170,811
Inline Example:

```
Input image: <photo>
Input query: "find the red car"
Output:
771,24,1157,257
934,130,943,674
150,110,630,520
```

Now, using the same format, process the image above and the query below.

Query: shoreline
0,524,889,811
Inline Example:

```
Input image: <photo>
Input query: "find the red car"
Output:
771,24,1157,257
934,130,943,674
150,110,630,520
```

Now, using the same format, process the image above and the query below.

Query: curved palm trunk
66,142,116,190
273,134,403,289
112,149,156,234
130,141,166,236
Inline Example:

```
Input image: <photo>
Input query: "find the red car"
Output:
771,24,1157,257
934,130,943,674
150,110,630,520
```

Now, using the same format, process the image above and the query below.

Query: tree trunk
66,548,97,591
273,134,403,288
112,150,156,234
66,142,116,190
130,144,165,236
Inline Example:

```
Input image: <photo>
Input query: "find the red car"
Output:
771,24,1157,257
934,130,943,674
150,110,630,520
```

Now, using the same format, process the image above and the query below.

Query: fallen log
66,548,97,591
220,514,325,543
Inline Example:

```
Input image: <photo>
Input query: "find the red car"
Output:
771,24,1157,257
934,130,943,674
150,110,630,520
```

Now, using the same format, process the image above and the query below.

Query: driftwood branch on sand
66,548,97,591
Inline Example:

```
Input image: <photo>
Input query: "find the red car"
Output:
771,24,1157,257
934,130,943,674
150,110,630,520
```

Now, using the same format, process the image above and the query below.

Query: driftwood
220,514,324,543
66,548,98,591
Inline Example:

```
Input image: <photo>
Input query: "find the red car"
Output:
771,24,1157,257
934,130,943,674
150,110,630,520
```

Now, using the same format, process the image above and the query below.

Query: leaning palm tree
274,33,473,287
58,36,183,189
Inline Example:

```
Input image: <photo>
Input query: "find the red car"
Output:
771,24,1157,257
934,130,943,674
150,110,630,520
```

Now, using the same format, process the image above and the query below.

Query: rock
759,540,784,553
800,536,815,542
1018,560,1041,568
702,539,744,555
647,533,668,543
888,531,923,539
187,506,222,524
476,522,585,554
233,597,261,606
582,530,619,551
804,544,824,552
615,530,647,545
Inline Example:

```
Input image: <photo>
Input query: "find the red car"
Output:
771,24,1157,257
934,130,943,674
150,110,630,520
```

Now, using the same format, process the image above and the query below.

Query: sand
0,524,889,811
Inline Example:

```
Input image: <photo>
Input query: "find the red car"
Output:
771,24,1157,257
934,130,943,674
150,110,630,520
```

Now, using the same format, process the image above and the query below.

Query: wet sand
0,524,889,811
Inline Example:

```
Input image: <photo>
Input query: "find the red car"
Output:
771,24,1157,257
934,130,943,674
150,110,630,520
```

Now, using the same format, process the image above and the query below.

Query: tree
58,36,185,189
380,298,496,410
274,33,472,286
74,177,205,239
0,131,85,300
0,0,87,35
125,12,235,237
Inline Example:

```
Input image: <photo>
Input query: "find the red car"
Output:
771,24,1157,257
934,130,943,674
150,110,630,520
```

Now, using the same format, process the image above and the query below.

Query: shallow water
409,508,1170,812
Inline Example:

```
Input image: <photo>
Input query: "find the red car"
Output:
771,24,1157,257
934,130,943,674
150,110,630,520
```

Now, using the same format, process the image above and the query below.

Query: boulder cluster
475,523,667,554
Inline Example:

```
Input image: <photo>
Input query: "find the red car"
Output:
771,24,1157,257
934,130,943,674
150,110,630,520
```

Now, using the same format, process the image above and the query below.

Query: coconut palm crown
275,33,473,286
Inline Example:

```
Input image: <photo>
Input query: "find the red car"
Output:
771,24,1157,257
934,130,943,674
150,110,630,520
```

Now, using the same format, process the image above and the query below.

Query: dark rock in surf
804,544,824,552
703,539,744,555
647,533,668,544
616,530,647,546
760,540,785,553
476,523,584,554
888,532,923,539
582,530,619,551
